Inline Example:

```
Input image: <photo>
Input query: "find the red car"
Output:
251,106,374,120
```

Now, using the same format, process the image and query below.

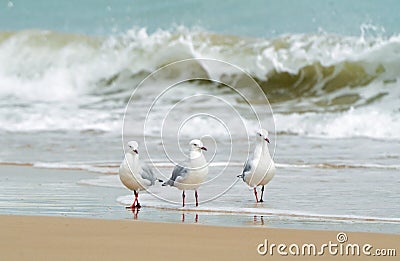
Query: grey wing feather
162,165,187,186
242,150,254,174
140,164,156,185
171,165,188,181
240,153,254,181
242,158,252,174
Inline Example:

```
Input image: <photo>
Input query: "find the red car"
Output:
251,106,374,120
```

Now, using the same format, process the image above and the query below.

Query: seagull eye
258,133,262,136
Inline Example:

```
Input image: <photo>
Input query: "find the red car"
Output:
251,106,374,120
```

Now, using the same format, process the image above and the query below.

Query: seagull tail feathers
237,173,246,182
162,179,173,186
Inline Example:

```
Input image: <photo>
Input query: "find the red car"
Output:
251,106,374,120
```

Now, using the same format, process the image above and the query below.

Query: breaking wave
1,27,399,138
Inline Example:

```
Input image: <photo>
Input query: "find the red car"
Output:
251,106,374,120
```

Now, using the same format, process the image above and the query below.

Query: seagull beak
133,149,138,154
264,138,270,143
201,146,207,151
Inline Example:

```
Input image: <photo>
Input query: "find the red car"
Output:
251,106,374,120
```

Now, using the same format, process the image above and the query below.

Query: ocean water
1,1,400,233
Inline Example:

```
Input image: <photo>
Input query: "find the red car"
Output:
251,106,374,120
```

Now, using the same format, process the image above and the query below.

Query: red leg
253,187,259,203
128,201,136,209
182,213,185,222
182,190,185,207
195,214,199,223
195,190,199,207
127,190,138,209
135,191,141,208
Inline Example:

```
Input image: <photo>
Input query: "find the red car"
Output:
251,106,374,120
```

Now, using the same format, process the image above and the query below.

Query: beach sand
1,215,398,260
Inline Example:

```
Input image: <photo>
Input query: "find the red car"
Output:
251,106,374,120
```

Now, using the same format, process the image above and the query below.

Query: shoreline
1,164,400,234
1,215,398,260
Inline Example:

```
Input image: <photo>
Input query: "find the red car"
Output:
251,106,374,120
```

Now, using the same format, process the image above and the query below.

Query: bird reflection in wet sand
182,213,199,223
127,207,140,220
253,215,265,226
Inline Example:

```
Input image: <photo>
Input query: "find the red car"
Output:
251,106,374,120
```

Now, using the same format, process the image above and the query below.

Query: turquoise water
1,0,399,37
0,1,399,233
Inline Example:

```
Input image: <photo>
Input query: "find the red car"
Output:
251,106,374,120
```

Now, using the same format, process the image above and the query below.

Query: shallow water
1,133,399,234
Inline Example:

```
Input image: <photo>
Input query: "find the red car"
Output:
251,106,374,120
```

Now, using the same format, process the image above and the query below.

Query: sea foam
1,28,400,139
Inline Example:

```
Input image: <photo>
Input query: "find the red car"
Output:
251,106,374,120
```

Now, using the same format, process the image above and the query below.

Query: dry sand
1,215,398,260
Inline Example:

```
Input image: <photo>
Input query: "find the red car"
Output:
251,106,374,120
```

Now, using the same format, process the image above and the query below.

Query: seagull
238,129,275,203
162,139,208,207
119,140,162,209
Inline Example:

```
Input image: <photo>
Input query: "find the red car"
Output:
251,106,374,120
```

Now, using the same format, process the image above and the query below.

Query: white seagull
162,139,208,207
119,140,162,209
238,129,275,203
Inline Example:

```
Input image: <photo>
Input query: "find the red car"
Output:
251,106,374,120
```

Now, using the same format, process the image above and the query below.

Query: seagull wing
243,149,254,174
239,150,255,181
171,165,188,181
243,158,252,174
140,163,156,185
162,164,188,186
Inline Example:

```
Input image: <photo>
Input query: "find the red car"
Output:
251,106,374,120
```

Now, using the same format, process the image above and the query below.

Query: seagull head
189,139,207,152
256,129,270,143
127,140,139,154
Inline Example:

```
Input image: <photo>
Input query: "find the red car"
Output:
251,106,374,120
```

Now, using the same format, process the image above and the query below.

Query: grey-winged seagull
162,139,208,207
238,129,275,202
119,140,162,209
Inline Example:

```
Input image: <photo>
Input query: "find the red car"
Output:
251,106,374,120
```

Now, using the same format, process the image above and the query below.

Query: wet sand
1,215,399,260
